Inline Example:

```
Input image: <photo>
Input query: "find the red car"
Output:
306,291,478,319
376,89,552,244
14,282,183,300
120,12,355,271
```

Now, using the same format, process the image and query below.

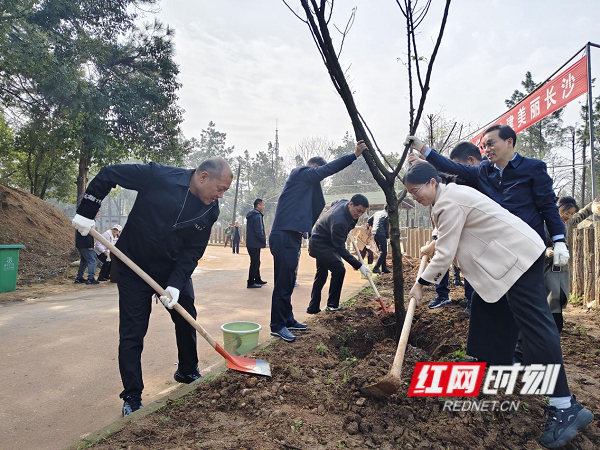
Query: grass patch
316,342,328,356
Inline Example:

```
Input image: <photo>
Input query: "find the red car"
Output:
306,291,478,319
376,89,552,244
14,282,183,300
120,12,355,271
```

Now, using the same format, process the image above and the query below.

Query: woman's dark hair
558,196,579,211
403,161,455,185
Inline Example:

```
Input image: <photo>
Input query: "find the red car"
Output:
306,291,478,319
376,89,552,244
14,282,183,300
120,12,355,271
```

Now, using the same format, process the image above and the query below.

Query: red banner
470,55,588,147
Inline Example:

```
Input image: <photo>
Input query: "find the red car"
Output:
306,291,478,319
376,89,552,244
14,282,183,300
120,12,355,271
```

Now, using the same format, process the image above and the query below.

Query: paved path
0,246,365,450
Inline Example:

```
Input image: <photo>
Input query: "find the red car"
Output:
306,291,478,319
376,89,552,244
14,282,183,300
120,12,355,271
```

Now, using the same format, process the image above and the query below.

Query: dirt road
0,246,366,450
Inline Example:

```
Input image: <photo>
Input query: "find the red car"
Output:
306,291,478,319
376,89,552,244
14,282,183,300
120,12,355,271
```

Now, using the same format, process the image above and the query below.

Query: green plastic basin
221,321,262,356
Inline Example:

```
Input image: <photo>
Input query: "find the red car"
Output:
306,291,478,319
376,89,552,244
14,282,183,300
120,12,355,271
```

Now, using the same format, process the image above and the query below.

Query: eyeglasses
480,140,497,150
409,181,429,198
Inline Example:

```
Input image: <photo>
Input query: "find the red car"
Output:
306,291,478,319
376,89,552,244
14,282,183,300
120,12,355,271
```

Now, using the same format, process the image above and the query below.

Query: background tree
0,0,187,202
505,71,564,160
285,0,452,333
185,121,235,168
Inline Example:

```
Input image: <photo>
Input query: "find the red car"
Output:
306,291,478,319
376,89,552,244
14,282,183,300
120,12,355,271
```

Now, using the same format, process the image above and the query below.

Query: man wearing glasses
405,126,582,448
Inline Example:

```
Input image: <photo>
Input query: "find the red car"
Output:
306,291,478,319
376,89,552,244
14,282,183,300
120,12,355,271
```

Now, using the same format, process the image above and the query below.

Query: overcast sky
150,0,600,160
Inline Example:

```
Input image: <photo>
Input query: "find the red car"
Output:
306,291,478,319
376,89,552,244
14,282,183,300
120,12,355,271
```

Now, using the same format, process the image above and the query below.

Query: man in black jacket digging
307,195,371,314
246,199,267,288
72,158,232,416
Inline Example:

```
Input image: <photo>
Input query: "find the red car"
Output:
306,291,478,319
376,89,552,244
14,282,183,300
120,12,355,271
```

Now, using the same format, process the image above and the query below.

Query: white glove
159,286,180,309
403,135,426,153
553,242,569,267
359,264,371,277
72,214,95,236
106,253,111,262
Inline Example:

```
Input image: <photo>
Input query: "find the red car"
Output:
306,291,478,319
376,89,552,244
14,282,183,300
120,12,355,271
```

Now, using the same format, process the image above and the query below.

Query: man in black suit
232,221,241,254
246,199,267,288
269,140,367,342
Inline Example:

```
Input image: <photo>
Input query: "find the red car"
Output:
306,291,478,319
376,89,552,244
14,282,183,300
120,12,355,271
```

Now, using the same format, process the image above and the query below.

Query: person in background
544,196,599,332
246,199,267,288
353,223,375,265
75,211,100,285
232,221,241,254
224,223,232,248
95,224,122,281
368,205,390,273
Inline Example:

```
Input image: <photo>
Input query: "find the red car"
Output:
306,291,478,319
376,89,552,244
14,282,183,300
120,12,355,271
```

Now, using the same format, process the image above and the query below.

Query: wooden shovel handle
89,228,218,349
389,251,429,379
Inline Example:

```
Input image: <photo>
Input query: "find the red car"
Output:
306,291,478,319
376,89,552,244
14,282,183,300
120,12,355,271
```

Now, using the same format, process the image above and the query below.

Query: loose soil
90,258,600,449
0,184,77,287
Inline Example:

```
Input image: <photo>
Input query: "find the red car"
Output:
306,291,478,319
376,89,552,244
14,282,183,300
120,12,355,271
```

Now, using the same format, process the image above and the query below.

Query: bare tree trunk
571,229,584,298
231,163,241,224
581,139,587,206
571,129,576,198
583,227,595,307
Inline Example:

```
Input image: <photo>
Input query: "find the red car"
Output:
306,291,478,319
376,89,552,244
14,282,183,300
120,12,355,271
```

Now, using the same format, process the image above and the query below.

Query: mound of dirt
0,184,77,285
90,259,600,449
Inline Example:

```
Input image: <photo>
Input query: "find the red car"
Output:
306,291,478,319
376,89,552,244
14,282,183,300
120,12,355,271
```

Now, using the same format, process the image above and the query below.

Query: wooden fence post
572,229,584,299
583,227,595,308
595,221,600,308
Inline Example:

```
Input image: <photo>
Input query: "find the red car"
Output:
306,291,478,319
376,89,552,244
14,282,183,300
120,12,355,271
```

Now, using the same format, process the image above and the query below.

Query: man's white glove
159,286,180,309
403,135,426,153
72,214,95,236
553,242,569,267
359,264,371,277
106,251,111,263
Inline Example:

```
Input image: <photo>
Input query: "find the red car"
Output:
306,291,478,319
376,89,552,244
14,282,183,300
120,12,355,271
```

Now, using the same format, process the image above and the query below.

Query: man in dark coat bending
72,158,233,416
307,195,370,314
269,140,367,342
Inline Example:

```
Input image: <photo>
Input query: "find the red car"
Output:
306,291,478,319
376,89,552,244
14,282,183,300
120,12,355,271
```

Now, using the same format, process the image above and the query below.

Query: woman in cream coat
405,162,592,449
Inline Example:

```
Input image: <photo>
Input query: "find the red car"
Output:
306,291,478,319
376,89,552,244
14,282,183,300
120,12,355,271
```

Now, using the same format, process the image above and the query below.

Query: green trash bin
0,245,25,293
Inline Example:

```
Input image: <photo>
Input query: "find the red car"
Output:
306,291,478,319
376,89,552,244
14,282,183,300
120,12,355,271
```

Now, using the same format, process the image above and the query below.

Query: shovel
90,228,271,377
349,232,393,314
360,252,429,398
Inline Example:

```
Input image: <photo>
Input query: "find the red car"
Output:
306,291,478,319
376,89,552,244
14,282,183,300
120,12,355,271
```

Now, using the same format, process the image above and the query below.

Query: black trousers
308,255,346,311
373,234,387,270
269,230,302,332
232,239,240,254
97,253,111,280
247,247,262,284
359,247,374,264
467,253,570,397
117,271,198,401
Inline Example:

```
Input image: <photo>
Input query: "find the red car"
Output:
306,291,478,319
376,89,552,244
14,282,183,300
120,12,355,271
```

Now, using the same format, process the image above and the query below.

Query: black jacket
76,162,220,290
75,230,94,249
367,211,389,238
426,150,565,241
245,209,266,248
309,200,361,269
272,153,357,233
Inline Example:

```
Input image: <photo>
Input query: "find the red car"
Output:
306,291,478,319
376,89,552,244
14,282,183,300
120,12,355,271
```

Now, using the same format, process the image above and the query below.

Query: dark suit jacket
245,209,266,248
425,150,565,241
271,153,357,233
309,200,361,269
76,162,219,290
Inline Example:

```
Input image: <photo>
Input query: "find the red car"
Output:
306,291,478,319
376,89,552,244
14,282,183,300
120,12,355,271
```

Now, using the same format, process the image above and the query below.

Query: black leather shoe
174,370,202,384
247,283,262,288
382,267,392,273
122,397,143,416
256,280,268,285
86,278,100,285
306,307,321,314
